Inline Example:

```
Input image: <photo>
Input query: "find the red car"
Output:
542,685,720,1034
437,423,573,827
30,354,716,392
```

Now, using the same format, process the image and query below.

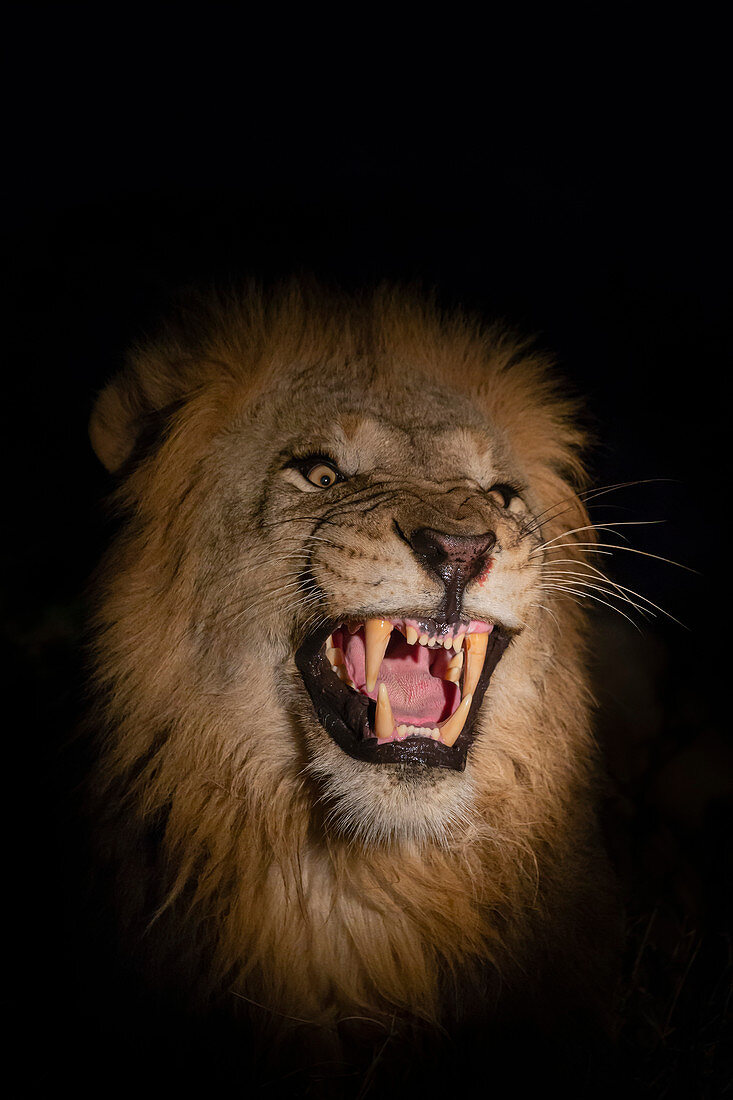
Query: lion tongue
338,628,458,725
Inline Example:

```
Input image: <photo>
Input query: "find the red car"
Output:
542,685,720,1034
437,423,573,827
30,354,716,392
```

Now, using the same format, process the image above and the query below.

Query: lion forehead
259,389,512,488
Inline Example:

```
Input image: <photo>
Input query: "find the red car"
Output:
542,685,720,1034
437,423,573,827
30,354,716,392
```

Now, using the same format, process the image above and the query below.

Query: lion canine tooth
442,649,463,683
375,682,395,742
405,625,419,646
463,632,489,698
439,693,473,747
365,618,393,692
326,646,344,667
326,634,334,649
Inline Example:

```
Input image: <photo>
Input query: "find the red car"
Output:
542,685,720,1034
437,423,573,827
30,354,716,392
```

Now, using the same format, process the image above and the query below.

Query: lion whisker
520,478,673,540
534,520,665,553
540,560,687,626
534,540,696,574
539,583,644,631
540,573,654,620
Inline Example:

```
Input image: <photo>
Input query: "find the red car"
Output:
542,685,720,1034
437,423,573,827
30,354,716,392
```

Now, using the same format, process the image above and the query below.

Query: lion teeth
463,632,489,698
439,693,473,747
365,618,393,692
453,633,464,652
326,646,344,667
442,650,463,682
419,634,429,646
375,682,395,741
405,625,419,646
442,635,453,649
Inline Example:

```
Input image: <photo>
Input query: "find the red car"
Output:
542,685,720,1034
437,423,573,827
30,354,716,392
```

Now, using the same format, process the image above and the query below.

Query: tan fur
87,284,617,1049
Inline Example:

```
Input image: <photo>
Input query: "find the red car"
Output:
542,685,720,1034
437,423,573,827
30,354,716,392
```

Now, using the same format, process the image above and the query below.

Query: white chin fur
305,741,477,847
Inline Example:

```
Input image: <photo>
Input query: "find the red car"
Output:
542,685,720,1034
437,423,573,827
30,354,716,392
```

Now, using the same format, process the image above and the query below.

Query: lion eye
487,483,523,509
305,462,340,488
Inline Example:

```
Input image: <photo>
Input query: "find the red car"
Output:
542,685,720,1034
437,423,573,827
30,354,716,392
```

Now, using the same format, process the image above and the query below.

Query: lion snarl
87,284,619,1084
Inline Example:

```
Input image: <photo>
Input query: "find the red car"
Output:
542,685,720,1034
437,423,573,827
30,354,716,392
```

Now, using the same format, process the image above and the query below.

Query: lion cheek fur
87,286,619,1049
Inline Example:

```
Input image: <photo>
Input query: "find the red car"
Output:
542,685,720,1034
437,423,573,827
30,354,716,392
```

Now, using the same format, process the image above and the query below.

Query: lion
86,283,621,1091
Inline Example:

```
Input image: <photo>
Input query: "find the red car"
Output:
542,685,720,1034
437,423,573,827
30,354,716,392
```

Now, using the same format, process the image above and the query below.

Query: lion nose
407,528,497,587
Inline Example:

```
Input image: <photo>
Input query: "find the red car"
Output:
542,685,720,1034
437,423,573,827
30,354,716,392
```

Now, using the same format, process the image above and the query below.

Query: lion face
88,288,611,1036
191,362,547,843
90,289,590,850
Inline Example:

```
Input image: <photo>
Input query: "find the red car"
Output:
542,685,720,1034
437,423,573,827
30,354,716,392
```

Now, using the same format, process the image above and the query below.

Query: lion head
88,285,612,1038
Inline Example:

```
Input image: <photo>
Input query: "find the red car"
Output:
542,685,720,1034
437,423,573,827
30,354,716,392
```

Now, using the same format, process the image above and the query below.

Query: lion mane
87,284,619,1086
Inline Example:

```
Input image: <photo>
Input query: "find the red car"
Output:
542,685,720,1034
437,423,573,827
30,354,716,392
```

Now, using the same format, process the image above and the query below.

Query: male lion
87,284,620,1091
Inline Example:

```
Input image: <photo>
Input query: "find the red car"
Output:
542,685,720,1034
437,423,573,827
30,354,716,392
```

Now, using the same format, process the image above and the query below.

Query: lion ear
89,357,192,474
89,373,150,474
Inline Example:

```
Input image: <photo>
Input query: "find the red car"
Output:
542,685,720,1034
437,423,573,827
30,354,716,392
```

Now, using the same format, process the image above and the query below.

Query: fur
87,284,619,1080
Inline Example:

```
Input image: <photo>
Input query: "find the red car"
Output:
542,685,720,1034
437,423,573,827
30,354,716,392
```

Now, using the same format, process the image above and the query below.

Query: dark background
3,10,730,1097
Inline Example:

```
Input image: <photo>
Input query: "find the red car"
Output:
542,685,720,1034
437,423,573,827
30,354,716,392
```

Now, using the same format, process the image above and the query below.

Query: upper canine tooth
405,626,419,646
463,632,489,698
365,618,393,692
439,693,473,747
375,682,396,742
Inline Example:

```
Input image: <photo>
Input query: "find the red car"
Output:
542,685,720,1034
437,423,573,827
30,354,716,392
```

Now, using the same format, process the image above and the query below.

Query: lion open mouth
295,618,511,770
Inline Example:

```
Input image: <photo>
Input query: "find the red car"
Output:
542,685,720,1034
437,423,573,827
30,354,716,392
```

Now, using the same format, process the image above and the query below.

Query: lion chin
86,283,620,1081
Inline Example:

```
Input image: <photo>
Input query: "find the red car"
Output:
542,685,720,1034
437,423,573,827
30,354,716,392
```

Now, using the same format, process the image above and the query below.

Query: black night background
3,10,730,1097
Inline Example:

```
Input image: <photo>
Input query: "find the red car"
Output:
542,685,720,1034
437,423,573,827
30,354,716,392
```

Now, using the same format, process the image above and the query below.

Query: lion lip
295,615,512,771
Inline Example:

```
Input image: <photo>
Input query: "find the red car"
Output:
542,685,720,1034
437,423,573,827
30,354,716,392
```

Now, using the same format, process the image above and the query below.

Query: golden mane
87,283,619,1083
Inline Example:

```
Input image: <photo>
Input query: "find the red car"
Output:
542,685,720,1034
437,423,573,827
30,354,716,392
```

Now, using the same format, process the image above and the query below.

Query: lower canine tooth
365,618,393,692
375,682,395,742
439,693,473,747
443,649,463,683
463,632,489,698
326,646,344,666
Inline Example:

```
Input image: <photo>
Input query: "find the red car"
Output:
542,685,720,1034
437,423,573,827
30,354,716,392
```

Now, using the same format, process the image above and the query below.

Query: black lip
294,618,512,771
